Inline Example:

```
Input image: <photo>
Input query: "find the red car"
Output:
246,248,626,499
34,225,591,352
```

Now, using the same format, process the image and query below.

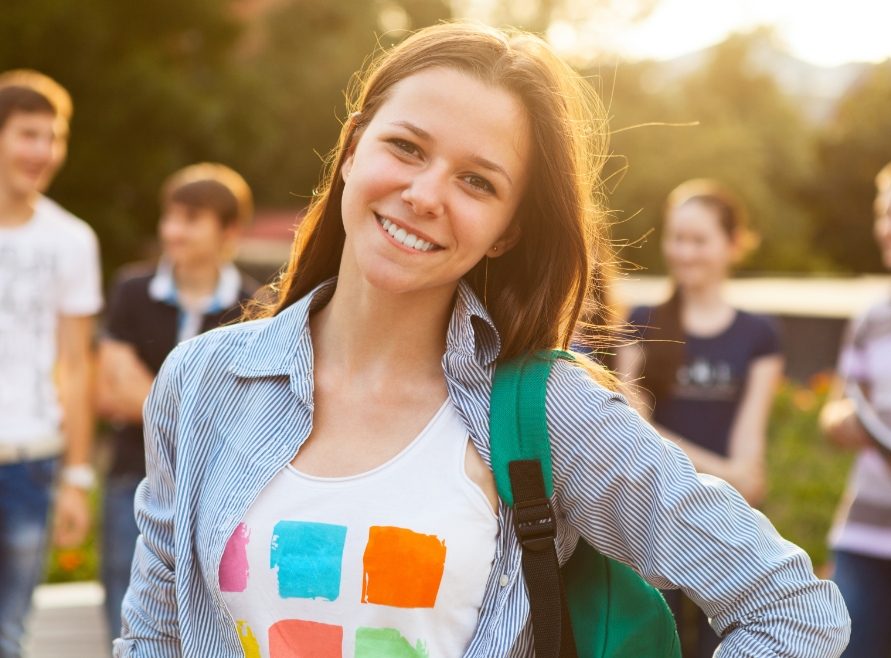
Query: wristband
61,464,97,491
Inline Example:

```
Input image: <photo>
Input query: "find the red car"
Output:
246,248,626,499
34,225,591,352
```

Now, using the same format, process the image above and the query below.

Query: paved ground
23,582,112,658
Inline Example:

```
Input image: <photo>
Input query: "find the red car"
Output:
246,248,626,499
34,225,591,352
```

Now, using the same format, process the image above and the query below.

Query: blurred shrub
763,374,854,568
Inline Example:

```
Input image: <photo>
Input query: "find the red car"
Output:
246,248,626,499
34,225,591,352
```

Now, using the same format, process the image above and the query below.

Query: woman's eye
389,139,420,157
465,175,495,194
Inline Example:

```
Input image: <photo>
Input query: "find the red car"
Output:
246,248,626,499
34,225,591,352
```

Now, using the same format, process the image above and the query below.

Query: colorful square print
269,619,343,658
235,620,261,658
219,522,251,592
361,526,446,608
271,521,347,600
355,627,429,658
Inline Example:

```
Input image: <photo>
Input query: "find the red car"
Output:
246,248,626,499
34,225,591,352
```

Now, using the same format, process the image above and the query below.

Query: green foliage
806,62,891,273
598,31,825,274
763,376,854,567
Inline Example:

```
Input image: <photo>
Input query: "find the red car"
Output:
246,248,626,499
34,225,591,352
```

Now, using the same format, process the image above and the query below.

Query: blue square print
270,521,347,601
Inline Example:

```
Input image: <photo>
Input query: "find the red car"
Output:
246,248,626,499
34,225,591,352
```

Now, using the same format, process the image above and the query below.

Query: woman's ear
340,113,362,183
487,222,521,258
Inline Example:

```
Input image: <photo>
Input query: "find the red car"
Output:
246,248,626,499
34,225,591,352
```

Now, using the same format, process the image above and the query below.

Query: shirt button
499,574,509,587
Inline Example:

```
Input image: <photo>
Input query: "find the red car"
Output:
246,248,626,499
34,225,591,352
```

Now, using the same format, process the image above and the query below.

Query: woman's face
875,191,891,270
662,200,738,290
339,67,531,295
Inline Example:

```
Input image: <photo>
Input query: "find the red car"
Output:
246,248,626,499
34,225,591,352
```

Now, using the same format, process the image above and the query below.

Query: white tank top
220,399,498,658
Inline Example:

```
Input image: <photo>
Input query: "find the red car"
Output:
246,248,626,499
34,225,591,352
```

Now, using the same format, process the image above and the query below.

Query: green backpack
489,351,681,658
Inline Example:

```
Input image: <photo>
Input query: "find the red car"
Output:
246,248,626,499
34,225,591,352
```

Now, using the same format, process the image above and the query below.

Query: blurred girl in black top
95,163,257,639
616,179,784,658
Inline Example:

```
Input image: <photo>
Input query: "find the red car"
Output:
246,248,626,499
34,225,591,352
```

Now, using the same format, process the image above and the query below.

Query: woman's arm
819,375,874,450
682,354,783,505
96,338,156,423
615,345,783,505
112,348,184,656
547,360,850,657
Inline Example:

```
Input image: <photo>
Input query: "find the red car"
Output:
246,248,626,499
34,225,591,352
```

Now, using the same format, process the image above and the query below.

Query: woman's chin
356,260,435,295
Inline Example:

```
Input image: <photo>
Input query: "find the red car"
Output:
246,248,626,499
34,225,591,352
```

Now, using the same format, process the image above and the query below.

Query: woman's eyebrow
468,154,513,187
389,120,433,142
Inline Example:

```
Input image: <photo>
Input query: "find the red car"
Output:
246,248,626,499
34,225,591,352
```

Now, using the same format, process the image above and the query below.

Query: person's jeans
834,549,891,658
662,589,722,658
0,457,58,658
102,474,141,641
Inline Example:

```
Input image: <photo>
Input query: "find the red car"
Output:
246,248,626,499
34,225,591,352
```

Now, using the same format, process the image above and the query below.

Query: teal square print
270,520,347,601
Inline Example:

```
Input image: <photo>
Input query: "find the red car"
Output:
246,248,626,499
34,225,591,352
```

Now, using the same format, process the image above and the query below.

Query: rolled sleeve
113,347,185,658
546,359,850,657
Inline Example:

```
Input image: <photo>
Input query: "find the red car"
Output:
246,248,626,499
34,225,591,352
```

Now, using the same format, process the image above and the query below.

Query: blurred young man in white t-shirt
0,71,102,658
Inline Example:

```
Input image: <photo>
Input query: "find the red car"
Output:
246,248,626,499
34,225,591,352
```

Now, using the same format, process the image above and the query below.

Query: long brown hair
641,179,751,399
251,23,614,376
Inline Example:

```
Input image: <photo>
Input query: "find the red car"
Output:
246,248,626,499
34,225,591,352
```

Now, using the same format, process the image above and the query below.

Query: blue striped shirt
114,279,849,658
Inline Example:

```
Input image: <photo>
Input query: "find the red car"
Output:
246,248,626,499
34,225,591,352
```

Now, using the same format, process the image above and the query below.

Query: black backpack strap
509,458,578,658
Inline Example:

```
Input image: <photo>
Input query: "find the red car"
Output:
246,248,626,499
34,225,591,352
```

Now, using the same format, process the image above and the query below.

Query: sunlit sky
618,0,891,66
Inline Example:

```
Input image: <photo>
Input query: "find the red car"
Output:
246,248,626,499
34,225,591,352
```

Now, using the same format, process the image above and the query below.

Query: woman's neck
679,279,725,311
678,278,735,337
311,257,456,381
173,259,221,305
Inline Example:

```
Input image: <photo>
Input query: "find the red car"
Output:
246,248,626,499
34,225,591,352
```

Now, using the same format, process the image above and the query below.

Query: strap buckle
513,496,556,552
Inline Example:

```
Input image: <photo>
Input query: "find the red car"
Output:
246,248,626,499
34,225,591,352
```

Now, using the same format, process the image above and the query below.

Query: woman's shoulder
160,316,277,388
627,304,655,324
545,356,632,428
626,305,657,339
731,310,783,357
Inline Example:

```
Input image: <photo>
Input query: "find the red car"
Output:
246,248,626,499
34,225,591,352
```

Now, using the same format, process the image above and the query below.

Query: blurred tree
806,62,891,273
237,0,450,208
601,31,824,274
0,0,259,273
0,0,449,275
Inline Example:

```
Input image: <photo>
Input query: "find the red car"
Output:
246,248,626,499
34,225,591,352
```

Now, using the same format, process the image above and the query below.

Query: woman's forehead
371,68,530,176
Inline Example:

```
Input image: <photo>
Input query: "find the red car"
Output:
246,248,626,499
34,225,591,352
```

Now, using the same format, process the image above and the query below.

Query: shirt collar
449,278,501,366
230,277,501,382
148,260,243,312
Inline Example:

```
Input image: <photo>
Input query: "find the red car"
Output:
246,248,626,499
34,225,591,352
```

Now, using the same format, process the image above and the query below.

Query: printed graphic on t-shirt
671,356,739,401
220,520,447,658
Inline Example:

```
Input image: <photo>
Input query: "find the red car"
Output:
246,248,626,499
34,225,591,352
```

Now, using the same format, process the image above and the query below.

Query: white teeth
378,215,436,251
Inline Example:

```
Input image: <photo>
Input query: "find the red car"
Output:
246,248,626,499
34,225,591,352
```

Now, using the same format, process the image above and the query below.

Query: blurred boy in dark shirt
96,163,257,639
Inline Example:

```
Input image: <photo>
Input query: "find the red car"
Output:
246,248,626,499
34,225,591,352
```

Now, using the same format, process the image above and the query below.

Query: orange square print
269,619,342,658
361,526,447,608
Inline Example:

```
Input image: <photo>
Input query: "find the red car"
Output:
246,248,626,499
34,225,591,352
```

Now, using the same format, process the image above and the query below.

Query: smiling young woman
114,24,849,658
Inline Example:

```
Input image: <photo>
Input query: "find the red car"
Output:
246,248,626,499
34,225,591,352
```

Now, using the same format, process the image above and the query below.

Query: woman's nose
401,165,447,217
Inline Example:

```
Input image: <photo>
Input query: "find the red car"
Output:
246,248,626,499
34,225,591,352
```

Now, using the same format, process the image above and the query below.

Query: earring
484,256,489,309
493,246,498,252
